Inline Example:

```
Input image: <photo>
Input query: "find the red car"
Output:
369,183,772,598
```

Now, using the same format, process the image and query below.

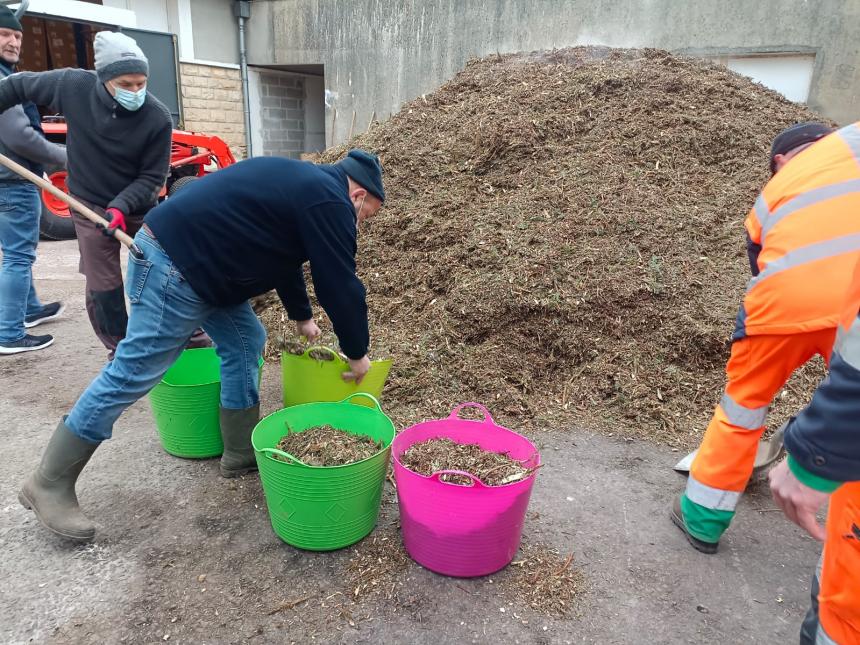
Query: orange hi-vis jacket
737,122,860,340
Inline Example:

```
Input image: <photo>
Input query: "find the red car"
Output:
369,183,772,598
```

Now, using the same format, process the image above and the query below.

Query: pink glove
105,207,127,233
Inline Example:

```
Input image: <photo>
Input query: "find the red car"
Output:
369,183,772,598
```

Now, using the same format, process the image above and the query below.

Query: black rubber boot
219,404,260,478
18,420,98,542
670,496,719,555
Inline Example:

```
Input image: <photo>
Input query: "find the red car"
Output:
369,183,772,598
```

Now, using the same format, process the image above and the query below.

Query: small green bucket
281,346,392,408
149,348,263,459
252,393,395,551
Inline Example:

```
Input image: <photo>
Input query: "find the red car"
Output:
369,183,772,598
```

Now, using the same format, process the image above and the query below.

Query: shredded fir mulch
259,46,829,447
399,437,536,486
275,425,384,466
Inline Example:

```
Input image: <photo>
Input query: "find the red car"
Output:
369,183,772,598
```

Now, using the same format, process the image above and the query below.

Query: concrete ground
0,240,822,645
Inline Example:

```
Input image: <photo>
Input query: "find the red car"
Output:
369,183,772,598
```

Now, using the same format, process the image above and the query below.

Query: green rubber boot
18,420,98,542
219,404,260,478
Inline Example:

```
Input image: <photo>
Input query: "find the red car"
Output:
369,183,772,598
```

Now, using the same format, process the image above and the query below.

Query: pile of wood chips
259,47,828,447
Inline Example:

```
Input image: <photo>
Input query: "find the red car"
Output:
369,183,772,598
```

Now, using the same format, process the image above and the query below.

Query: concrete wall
246,0,860,146
247,69,327,159
303,74,326,153
180,62,246,157
256,71,306,158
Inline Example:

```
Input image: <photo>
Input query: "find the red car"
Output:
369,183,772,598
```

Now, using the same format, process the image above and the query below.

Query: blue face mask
112,84,146,111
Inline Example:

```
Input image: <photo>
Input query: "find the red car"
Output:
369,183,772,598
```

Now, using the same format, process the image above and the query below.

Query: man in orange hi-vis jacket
671,121,860,554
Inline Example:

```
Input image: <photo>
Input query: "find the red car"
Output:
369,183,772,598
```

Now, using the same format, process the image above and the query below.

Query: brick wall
259,72,306,158
179,62,247,159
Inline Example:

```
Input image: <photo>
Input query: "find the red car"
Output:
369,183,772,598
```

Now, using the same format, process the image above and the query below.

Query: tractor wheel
39,164,76,240
168,175,198,196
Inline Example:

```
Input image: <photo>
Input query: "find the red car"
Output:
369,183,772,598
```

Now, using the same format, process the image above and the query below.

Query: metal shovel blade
673,422,787,475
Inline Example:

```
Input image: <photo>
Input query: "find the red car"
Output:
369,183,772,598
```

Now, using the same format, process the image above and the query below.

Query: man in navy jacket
769,287,860,644
18,149,385,542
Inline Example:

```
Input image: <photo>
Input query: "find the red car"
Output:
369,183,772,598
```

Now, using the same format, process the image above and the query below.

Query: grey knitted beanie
94,32,148,83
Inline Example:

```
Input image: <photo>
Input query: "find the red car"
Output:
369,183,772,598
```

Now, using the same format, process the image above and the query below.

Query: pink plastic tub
392,403,540,577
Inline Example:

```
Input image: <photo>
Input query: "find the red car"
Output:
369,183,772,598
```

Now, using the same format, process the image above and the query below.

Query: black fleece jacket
145,157,370,360
0,68,172,215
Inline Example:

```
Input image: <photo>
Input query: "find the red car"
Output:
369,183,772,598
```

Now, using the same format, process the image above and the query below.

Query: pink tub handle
448,402,496,425
339,392,383,411
430,469,489,488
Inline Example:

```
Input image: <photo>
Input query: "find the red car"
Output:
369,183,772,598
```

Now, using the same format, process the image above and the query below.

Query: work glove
102,207,127,235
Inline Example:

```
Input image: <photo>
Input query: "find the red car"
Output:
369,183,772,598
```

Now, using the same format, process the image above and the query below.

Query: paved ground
0,240,822,644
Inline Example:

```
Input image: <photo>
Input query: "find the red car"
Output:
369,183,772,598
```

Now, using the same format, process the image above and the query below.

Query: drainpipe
234,0,253,157
10,0,29,19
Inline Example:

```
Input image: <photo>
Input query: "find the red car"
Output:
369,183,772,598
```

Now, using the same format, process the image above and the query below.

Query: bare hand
295,319,321,342
768,460,830,542
342,355,371,385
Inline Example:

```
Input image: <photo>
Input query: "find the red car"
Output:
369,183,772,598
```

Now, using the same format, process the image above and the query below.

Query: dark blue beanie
0,6,22,32
770,122,833,173
338,149,385,202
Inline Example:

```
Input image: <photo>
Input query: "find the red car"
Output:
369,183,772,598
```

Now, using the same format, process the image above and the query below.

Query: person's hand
105,207,127,233
769,459,830,542
295,318,321,342
343,355,371,385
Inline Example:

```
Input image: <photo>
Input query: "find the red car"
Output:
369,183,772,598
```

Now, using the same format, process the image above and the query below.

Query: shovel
0,152,144,259
673,421,787,478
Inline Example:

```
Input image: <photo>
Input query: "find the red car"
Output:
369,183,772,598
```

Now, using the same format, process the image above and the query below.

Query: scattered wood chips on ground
346,528,411,602
502,543,585,617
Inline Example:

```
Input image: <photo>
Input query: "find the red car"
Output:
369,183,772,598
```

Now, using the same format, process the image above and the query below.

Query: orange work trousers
691,328,836,499
815,482,860,644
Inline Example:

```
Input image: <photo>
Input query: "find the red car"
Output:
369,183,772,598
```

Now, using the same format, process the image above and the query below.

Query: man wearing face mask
18,150,385,542
0,31,207,358
0,5,68,354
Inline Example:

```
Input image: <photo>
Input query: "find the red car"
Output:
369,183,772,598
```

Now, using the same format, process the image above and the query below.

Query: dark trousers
71,196,210,358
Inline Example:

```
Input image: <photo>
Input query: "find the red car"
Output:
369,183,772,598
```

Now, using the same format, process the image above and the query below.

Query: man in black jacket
0,31,207,357
0,6,67,354
18,150,385,542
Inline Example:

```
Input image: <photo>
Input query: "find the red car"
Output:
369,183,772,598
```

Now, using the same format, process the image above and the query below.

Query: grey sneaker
25,302,65,328
0,334,54,355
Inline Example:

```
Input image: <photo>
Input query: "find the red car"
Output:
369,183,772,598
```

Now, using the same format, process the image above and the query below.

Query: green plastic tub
149,348,263,459
281,346,392,408
252,393,395,551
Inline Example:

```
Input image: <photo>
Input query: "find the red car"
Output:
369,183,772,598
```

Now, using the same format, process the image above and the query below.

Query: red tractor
38,120,237,240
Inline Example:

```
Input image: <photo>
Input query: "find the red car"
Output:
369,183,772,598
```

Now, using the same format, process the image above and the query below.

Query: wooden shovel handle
0,152,143,258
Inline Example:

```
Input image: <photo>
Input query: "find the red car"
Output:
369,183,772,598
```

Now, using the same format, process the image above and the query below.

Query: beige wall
248,0,860,145
179,62,246,158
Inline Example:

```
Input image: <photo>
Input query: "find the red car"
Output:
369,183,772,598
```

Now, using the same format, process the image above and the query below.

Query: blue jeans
66,228,267,444
0,183,44,343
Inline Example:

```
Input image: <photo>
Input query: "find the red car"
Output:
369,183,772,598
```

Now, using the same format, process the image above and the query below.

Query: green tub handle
448,402,497,426
339,392,383,411
303,346,346,363
259,447,308,466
